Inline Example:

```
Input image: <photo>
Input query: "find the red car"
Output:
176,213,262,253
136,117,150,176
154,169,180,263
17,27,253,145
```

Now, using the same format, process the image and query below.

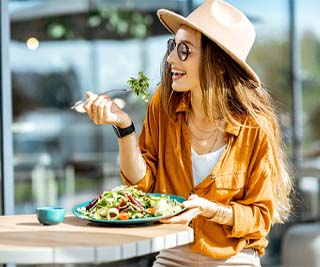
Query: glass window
0,10,2,214
9,0,188,214
298,0,320,161
1,0,15,215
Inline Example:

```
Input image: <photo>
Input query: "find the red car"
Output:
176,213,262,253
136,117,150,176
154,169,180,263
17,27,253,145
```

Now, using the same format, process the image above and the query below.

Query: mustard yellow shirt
121,86,274,259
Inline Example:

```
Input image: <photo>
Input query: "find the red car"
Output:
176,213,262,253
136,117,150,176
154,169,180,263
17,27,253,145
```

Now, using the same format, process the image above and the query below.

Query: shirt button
210,174,216,180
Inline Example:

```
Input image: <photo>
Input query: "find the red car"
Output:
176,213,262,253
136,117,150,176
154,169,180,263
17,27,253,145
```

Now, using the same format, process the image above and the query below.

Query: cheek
189,62,201,83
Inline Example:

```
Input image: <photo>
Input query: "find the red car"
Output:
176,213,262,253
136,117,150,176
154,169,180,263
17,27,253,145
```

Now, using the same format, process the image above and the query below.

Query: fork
70,88,132,113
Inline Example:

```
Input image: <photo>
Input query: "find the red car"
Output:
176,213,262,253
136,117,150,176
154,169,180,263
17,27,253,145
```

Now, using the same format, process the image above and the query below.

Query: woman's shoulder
236,115,269,139
147,84,163,111
151,84,162,99
239,114,278,147
241,114,274,129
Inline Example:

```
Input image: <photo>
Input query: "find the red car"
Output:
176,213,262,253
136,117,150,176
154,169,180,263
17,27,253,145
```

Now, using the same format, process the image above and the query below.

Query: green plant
127,71,150,102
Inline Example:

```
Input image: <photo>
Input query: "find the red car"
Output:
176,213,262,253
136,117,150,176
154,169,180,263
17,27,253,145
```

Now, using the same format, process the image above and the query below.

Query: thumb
86,91,96,98
188,194,200,201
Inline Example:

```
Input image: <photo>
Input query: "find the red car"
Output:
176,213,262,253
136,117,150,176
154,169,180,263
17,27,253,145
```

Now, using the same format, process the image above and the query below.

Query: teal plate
73,193,186,225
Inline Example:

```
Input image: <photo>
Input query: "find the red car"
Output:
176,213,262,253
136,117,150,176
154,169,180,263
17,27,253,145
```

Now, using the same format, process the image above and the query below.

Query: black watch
112,121,135,138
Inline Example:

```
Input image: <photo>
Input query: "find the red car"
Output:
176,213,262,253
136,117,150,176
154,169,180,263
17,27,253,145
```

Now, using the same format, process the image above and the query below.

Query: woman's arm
83,91,146,184
117,126,146,184
160,194,234,226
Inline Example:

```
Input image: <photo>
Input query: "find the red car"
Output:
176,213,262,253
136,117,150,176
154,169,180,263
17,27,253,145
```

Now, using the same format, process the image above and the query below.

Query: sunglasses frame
167,38,191,61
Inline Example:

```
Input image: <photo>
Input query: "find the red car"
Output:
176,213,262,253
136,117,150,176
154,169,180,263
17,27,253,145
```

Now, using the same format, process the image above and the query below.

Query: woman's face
167,25,202,93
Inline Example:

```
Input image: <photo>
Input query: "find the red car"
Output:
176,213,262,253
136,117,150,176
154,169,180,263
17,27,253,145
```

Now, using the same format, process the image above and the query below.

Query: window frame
0,0,14,215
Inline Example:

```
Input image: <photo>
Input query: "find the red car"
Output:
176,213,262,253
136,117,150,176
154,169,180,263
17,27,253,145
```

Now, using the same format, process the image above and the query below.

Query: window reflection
9,0,184,214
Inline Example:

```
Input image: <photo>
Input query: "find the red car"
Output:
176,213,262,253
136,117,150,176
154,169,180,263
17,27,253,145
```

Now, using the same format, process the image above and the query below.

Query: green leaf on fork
127,71,150,102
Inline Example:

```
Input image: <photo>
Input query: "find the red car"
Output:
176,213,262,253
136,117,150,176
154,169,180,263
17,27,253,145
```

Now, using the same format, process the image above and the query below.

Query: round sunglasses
167,38,191,61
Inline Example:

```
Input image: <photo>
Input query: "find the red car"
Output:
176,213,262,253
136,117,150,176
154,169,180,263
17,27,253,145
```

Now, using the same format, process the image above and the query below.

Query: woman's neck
190,90,212,124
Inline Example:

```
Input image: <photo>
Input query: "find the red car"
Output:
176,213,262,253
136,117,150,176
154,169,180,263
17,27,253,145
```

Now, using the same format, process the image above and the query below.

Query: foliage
127,71,150,102
96,7,153,39
250,32,320,154
250,39,291,112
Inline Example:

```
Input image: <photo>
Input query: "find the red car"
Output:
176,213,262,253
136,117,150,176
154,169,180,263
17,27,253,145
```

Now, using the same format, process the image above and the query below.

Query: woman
84,0,293,266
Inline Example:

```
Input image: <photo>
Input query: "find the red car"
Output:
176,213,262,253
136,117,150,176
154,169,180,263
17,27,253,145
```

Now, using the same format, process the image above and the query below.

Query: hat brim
157,9,261,85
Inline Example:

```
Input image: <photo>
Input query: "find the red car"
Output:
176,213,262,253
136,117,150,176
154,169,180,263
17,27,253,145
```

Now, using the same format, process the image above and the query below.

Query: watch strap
112,121,135,138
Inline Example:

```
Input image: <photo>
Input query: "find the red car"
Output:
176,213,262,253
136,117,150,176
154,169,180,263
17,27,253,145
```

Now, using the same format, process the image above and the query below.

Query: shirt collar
225,123,241,136
175,91,191,113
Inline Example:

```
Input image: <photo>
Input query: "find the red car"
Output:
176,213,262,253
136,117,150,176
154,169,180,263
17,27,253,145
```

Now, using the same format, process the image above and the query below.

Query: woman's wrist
209,203,233,226
201,200,218,219
112,122,135,139
202,201,233,226
115,114,132,128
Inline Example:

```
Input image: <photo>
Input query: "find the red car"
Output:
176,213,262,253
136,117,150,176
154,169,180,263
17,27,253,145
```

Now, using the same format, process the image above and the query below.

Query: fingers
183,194,203,210
188,193,200,200
160,195,210,225
83,91,130,126
83,91,97,118
160,208,202,225
86,91,94,98
92,96,108,124
84,92,112,124
97,98,108,124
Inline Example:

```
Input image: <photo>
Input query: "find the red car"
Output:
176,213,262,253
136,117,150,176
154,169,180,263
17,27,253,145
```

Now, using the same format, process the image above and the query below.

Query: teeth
172,70,186,75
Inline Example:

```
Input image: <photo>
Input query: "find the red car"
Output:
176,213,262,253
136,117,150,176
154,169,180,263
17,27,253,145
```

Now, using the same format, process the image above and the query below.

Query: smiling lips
171,69,186,80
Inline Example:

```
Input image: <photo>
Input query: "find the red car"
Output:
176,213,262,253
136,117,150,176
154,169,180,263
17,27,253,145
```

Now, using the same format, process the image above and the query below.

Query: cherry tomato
119,211,130,220
147,207,156,214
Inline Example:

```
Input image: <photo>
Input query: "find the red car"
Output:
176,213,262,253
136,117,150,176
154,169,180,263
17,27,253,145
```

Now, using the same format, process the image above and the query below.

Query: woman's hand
83,91,131,128
160,194,217,225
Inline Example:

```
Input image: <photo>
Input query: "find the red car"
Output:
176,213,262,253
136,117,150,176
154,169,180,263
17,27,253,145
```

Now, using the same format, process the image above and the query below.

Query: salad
78,185,184,221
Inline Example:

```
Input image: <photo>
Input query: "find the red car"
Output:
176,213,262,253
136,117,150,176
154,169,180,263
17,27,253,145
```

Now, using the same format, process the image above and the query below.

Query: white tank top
191,145,226,186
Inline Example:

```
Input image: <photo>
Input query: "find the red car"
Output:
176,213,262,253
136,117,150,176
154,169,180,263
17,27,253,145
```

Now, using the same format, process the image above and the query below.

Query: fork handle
70,88,131,112
98,88,131,96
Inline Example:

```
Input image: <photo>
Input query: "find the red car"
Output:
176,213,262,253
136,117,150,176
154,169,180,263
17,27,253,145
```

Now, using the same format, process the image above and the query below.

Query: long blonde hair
161,34,293,223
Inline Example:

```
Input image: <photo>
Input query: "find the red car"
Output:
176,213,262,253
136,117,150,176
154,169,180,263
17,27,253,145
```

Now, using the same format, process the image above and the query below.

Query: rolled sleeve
225,201,271,239
224,135,274,240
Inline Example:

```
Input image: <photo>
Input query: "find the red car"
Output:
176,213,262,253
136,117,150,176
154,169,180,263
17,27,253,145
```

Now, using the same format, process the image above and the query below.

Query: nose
166,47,178,65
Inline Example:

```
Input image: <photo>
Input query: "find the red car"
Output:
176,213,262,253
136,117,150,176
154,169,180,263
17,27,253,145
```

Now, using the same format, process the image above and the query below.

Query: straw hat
157,0,260,85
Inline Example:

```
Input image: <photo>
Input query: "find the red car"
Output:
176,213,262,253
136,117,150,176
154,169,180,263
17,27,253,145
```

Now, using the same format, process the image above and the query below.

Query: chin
171,82,189,92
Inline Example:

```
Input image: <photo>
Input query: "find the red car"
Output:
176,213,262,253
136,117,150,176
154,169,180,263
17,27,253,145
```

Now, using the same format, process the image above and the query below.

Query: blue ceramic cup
36,207,66,225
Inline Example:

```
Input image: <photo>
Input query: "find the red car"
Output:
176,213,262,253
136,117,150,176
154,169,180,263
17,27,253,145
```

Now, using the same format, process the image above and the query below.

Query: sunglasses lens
167,39,189,61
167,39,176,54
177,43,189,61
